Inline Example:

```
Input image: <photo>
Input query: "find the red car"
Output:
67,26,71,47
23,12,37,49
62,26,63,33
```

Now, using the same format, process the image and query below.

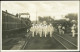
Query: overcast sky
1,1,79,21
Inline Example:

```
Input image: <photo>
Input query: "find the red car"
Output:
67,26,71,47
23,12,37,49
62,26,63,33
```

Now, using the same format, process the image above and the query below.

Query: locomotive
2,10,32,38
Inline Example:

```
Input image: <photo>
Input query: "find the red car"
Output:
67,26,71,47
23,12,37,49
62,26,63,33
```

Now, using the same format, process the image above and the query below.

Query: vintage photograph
1,1,79,50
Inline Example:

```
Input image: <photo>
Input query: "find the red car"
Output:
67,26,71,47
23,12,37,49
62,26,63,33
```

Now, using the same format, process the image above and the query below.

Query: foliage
38,16,54,24
65,13,78,21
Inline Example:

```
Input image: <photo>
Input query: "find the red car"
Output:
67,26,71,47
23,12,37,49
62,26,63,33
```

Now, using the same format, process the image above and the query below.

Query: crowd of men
29,23,77,37
30,23,54,37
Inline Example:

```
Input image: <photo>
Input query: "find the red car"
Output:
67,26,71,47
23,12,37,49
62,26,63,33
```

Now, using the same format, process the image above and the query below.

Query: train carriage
2,10,32,38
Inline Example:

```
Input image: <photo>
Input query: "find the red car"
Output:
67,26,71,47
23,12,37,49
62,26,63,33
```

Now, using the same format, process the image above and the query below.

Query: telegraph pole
36,7,37,24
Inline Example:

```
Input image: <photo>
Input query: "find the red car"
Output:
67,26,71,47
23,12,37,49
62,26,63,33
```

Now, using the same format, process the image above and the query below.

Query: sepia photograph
1,1,79,50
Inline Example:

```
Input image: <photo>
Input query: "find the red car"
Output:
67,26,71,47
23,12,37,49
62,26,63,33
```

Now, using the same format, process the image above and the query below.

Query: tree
38,16,54,24
65,13,78,21
38,16,43,22
65,13,78,33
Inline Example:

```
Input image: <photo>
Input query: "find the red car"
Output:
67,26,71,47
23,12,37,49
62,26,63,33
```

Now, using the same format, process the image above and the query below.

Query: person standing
42,24,48,37
30,24,35,37
39,24,43,37
62,26,65,34
58,24,62,34
49,24,54,37
44,25,48,37
71,24,76,37
35,24,38,35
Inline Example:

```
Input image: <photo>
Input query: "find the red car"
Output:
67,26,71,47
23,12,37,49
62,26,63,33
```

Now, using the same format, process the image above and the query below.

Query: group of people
57,24,77,37
57,24,65,34
29,23,77,38
30,23,54,37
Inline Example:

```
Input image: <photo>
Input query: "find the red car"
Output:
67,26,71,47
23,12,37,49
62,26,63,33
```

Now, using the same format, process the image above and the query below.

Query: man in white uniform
62,26,65,34
38,24,43,37
71,24,76,37
35,24,38,35
44,25,48,37
58,24,62,34
30,24,35,37
48,24,54,37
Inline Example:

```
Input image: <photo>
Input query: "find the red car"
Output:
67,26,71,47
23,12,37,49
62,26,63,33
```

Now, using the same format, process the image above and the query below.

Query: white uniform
30,26,35,37
35,25,38,35
38,25,43,37
62,26,65,34
71,26,75,37
48,25,54,37
58,25,62,34
44,25,48,37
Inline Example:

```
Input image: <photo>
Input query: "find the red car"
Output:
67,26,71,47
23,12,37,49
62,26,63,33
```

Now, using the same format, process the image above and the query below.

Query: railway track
21,35,32,49
23,35,40,49
20,33,77,50
58,33,77,46
22,35,67,49
53,34,77,50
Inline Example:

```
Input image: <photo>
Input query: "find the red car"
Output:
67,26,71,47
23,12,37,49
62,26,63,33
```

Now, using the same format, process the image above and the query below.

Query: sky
1,1,79,21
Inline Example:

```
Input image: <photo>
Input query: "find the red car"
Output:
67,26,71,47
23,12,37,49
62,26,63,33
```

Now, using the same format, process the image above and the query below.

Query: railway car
2,10,32,38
